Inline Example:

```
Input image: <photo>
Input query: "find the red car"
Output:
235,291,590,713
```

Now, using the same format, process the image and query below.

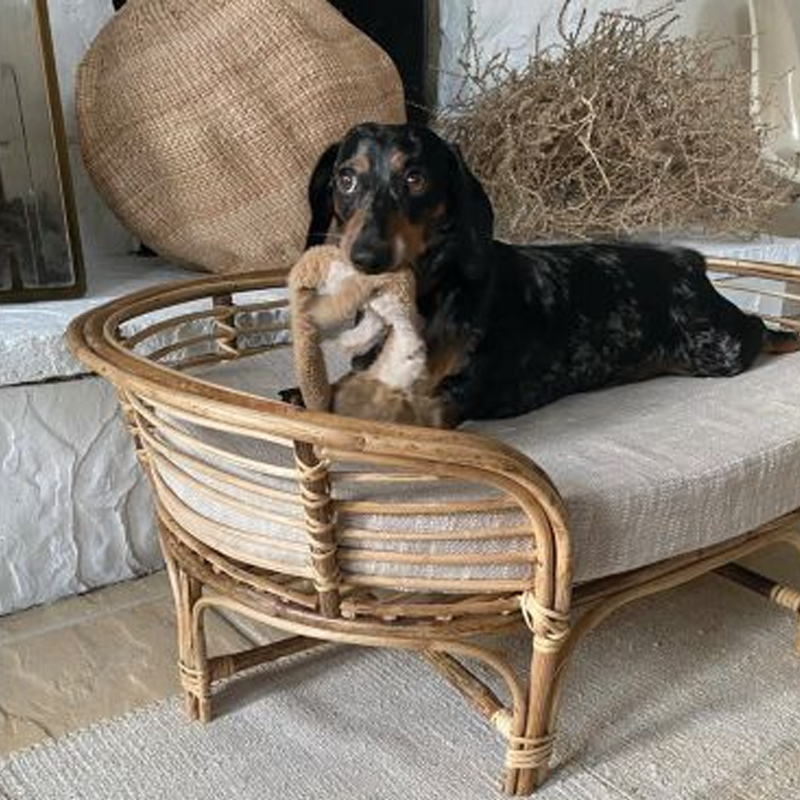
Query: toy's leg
368,293,426,389
338,308,386,355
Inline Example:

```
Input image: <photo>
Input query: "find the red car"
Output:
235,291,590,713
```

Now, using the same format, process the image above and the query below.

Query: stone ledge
4,238,800,389
0,255,195,388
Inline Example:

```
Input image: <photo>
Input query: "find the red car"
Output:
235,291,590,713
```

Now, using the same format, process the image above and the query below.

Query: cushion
467,351,800,582
76,0,405,274
154,346,800,586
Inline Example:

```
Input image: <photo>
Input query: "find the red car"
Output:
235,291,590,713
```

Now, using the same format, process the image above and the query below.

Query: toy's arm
366,271,426,390
289,245,389,410
338,268,418,355
338,308,386,354
288,246,344,411
288,245,421,412
288,245,380,330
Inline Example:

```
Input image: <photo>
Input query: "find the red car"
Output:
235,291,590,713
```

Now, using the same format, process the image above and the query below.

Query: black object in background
329,0,435,121
113,1,435,120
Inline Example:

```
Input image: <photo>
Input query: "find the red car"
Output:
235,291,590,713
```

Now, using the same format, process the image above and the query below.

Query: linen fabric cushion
154,347,800,585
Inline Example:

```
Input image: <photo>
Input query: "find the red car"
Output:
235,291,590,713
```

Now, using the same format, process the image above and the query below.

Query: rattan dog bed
68,256,800,795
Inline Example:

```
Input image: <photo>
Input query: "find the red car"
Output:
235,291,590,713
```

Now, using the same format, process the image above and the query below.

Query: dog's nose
349,239,394,273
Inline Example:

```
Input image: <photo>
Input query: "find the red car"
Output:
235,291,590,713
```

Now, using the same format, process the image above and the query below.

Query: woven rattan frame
67,256,800,795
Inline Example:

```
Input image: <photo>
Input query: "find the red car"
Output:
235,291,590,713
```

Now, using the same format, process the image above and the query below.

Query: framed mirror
0,0,84,302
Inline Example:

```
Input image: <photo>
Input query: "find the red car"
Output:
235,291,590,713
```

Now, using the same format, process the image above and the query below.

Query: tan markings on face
389,147,407,174
339,208,366,259
347,148,371,175
387,212,426,263
385,202,446,264
334,143,372,254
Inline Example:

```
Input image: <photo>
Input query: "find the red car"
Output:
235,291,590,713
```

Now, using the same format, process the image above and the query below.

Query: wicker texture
76,0,405,274
67,257,800,795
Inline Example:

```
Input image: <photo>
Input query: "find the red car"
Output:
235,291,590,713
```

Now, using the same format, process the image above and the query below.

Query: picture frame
0,0,85,303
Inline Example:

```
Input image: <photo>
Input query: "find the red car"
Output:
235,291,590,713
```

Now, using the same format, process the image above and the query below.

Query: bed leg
507,594,570,795
164,550,210,722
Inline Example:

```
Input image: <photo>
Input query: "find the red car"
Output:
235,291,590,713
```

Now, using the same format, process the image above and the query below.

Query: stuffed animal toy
288,245,446,426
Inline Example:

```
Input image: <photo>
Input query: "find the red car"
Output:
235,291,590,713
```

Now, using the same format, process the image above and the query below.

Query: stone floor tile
0,577,254,756
742,543,800,587
0,572,172,646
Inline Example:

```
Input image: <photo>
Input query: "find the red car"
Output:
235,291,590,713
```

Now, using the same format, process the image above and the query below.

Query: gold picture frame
0,0,85,302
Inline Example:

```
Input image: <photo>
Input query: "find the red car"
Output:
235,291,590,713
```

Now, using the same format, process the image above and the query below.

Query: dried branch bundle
435,1,789,242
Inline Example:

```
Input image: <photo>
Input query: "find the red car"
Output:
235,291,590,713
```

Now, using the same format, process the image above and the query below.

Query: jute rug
2,576,800,799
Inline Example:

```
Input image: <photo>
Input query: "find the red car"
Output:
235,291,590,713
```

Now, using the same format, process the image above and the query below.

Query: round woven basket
76,0,406,274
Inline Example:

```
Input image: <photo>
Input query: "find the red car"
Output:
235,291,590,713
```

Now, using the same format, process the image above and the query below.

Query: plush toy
288,245,445,426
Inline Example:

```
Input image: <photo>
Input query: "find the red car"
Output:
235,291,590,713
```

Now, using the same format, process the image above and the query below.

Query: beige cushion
155,346,800,585
155,346,536,586
467,351,800,581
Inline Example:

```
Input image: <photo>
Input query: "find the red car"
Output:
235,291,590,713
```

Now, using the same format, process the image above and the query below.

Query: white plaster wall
45,0,134,258
0,3,160,616
438,0,751,107
0,375,161,615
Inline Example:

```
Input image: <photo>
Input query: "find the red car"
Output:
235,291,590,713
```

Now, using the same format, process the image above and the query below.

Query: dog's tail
763,328,800,354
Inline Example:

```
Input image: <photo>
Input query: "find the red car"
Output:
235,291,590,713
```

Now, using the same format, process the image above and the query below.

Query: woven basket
76,0,405,274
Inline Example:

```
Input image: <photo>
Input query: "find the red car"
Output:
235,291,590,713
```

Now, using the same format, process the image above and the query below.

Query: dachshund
305,122,800,427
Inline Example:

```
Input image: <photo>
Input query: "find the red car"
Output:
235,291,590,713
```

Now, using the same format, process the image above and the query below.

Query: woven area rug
2,576,800,799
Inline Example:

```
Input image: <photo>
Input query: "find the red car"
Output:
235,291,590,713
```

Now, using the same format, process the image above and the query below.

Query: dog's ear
305,142,341,248
447,142,494,280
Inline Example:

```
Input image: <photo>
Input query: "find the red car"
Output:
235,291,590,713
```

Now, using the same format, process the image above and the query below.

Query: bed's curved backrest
68,271,566,628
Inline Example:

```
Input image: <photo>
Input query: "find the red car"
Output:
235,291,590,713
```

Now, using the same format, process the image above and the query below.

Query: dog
305,122,799,426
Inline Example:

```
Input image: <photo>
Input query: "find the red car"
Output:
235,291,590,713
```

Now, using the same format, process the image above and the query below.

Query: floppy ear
305,142,341,248
447,142,494,280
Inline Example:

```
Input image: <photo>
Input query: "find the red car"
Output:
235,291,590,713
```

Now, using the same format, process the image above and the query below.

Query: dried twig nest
435,1,789,241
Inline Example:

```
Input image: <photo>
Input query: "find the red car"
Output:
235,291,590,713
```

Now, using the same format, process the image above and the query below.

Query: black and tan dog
306,122,799,426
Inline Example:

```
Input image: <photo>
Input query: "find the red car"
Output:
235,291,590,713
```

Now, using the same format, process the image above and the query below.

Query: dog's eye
336,169,359,195
405,169,427,195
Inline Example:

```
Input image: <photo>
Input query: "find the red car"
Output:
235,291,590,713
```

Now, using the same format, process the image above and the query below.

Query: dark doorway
329,1,437,122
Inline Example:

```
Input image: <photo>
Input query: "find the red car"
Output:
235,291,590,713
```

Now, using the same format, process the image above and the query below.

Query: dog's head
306,123,494,287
